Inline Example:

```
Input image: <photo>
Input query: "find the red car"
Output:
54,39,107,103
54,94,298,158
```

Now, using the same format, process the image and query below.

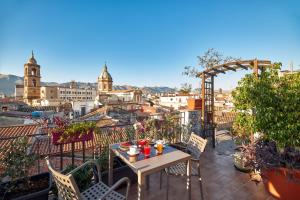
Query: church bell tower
23,51,41,105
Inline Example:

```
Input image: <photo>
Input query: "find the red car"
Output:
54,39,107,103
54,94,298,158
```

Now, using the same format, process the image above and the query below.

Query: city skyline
1,0,300,90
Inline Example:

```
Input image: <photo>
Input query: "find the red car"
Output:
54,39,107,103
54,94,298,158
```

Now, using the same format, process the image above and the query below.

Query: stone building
23,51,41,105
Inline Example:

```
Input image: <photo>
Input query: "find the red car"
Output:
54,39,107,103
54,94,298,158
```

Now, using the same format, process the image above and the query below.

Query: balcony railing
0,123,189,177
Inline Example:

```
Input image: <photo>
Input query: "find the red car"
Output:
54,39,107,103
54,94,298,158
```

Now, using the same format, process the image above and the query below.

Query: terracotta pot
262,168,300,199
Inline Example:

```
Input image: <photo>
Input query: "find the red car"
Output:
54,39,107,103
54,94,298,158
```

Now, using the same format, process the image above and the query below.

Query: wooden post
253,59,258,77
201,74,205,135
211,76,215,148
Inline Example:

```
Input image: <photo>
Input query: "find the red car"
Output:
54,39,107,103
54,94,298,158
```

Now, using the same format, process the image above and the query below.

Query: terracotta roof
31,126,131,156
31,136,95,156
108,90,134,93
0,124,39,158
79,107,107,120
0,124,38,139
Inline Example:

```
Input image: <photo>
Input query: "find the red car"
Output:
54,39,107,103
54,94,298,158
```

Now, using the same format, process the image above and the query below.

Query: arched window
32,79,37,87
31,68,37,76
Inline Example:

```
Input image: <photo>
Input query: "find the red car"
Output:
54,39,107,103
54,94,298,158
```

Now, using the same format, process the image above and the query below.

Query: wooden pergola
196,59,272,147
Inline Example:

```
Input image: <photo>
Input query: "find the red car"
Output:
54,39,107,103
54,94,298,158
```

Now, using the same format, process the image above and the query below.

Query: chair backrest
46,158,81,200
187,133,207,160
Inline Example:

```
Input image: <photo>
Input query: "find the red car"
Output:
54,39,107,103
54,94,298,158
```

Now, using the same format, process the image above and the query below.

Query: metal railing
0,123,188,177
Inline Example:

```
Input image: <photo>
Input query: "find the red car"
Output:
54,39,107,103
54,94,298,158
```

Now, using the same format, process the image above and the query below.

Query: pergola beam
212,68,225,74
197,59,272,149
222,65,236,71
236,63,248,70
203,71,216,77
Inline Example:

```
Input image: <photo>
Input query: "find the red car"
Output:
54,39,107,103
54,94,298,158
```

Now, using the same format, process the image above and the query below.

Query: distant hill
0,74,23,96
0,74,176,96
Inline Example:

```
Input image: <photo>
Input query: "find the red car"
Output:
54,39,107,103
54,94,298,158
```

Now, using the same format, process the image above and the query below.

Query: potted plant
51,118,96,145
0,137,52,200
232,112,253,172
63,163,94,192
232,63,300,199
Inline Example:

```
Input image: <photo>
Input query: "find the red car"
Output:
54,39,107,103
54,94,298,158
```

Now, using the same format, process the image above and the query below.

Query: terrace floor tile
117,144,274,200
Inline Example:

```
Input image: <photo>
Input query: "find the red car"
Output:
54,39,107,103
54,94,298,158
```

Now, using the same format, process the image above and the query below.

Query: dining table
108,142,192,200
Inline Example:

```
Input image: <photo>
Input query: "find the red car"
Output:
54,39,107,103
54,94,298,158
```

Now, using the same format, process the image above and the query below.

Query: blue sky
0,0,299,90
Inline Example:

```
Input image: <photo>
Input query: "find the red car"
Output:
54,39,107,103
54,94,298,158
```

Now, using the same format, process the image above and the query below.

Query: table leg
146,175,150,191
108,148,114,186
186,159,191,200
138,171,145,200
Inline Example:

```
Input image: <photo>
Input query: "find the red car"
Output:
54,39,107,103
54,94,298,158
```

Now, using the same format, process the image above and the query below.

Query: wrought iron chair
46,157,131,200
160,133,207,200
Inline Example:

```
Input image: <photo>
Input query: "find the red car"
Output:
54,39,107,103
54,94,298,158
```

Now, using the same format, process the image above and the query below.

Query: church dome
27,51,37,64
99,64,113,81
28,57,37,64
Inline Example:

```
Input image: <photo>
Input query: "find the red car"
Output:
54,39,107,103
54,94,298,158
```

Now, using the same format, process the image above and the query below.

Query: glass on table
156,143,163,154
144,145,151,156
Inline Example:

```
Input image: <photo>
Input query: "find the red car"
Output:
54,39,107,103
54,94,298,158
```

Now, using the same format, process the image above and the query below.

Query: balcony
0,122,275,200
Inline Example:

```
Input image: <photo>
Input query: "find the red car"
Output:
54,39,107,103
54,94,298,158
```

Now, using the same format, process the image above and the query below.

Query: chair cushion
81,182,125,200
168,162,198,176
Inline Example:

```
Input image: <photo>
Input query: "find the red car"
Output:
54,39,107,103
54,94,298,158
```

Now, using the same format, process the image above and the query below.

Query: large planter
52,130,94,145
0,172,52,200
262,168,300,199
233,151,251,172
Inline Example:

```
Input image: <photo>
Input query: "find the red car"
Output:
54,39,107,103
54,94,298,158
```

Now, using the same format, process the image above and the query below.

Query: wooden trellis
197,59,272,147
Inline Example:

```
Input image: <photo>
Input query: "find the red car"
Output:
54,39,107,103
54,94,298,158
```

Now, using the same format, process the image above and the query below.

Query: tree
232,62,300,148
183,48,240,77
178,83,192,94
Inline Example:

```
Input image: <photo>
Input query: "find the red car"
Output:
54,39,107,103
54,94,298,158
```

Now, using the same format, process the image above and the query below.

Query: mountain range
0,74,176,96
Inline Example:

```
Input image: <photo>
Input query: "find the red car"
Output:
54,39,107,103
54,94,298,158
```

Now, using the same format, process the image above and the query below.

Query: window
31,68,37,76
32,79,37,87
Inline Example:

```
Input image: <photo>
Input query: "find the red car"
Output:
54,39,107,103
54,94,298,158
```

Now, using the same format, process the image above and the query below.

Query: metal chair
46,157,131,200
160,133,207,200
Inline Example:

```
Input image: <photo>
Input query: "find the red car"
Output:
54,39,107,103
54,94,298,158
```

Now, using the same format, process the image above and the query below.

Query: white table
109,143,192,200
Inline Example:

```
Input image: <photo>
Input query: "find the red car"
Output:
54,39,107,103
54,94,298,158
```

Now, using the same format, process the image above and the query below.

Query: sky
0,0,299,90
